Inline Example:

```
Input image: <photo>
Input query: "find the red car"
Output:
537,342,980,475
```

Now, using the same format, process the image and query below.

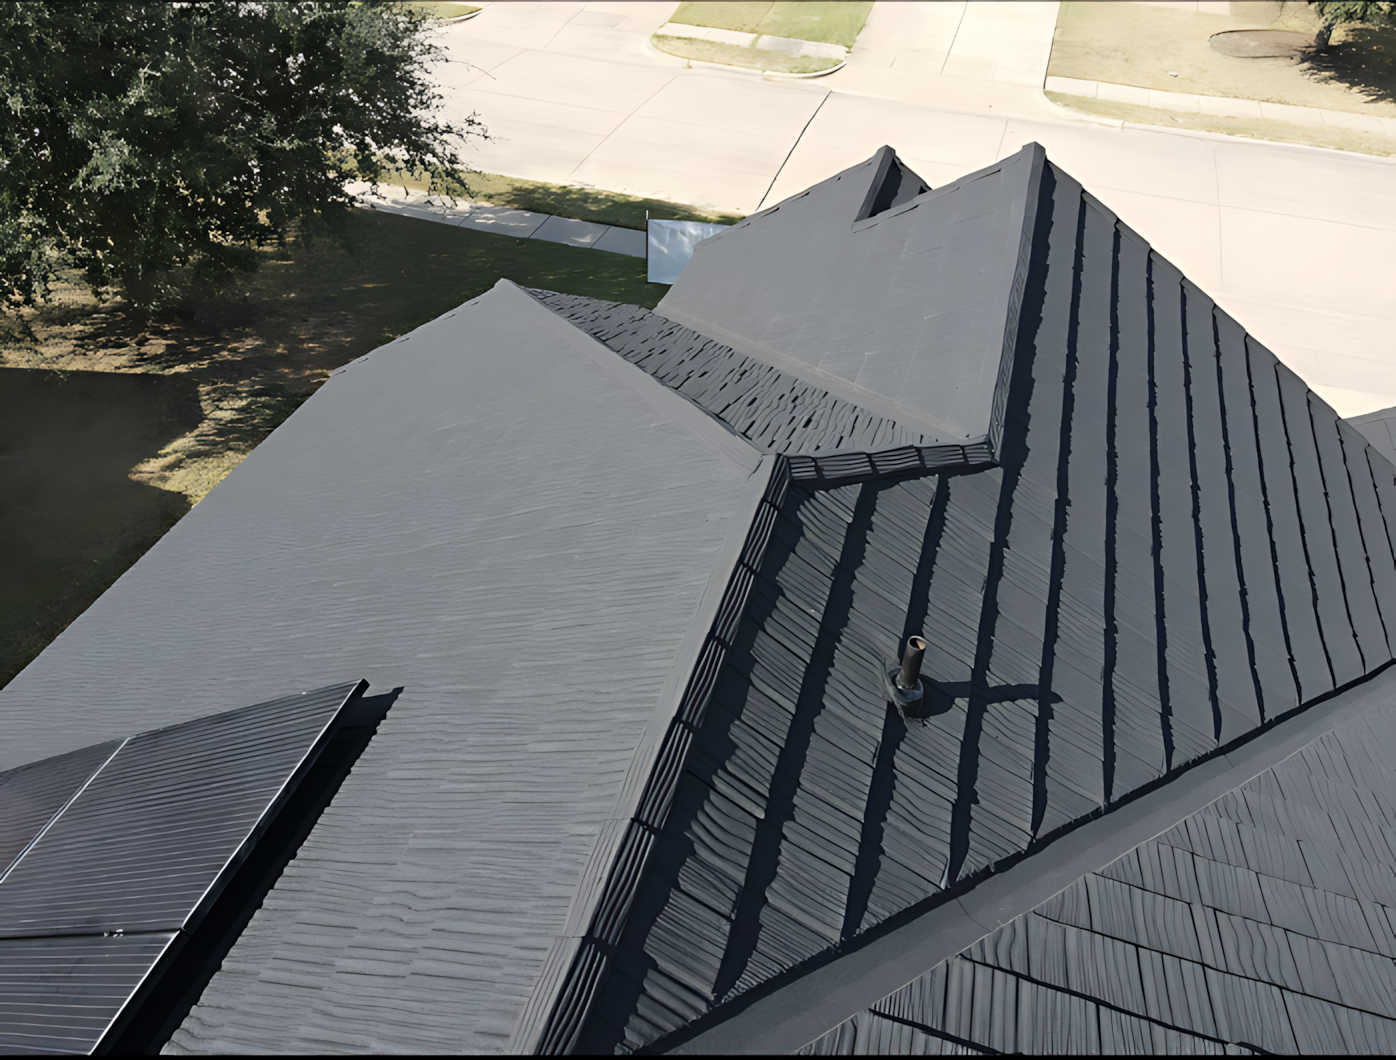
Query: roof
4,144,1396,1056
1349,405,1396,467
0,280,772,1053
654,145,1040,450
529,289,992,478
797,660,1396,1055
530,147,1396,1054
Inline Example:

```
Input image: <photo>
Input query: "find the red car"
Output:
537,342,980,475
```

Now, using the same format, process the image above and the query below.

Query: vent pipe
896,636,926,691
883,634,927,717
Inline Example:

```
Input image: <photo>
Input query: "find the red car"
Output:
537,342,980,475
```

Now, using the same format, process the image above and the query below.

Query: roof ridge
529,457,794,1054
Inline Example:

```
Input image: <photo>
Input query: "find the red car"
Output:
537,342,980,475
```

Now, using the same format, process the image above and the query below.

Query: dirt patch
1049,1,1396,117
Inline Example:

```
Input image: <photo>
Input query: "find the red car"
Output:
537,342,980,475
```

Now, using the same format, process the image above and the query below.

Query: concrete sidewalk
346,181,646,257
434,1,1396,418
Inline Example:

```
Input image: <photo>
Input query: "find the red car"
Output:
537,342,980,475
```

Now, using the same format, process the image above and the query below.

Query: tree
0,1,484,311
1311,0,1396,50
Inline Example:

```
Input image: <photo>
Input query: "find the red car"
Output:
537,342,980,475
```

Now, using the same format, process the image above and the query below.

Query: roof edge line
987,142,1048,462
664,657,1396,1055
524,457,791,1054
852,146,899,223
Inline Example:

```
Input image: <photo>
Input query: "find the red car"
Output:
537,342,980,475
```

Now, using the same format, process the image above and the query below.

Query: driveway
437,2,1396,417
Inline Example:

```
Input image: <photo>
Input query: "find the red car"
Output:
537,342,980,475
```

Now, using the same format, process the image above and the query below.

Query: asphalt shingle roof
0,280,772,1054
4,142,1395,1057
803,670,1396,1055
529,289,993,479
556,147,1396,1054
655,145,1040,450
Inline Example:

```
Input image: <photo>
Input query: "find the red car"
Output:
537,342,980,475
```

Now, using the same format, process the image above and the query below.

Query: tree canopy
1311,1,1396,48
0,1,483,310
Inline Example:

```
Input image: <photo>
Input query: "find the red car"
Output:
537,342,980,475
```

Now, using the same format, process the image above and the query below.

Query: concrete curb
644,36,845,81
1044,73,1396,140
649,20,850,79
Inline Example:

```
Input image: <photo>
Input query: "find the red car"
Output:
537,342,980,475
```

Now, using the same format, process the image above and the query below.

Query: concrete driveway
436,1,1396,417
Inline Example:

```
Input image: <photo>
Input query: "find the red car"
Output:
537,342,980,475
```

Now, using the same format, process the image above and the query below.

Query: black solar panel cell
0,684,360,940
0,682,364,1054
0,741,120,881
0,933,177,1056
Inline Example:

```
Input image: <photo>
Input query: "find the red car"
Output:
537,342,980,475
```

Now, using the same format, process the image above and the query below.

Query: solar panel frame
0,682,365,941
0,681,367,1054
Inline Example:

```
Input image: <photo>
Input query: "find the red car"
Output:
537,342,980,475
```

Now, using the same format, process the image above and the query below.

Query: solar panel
0,681,366,1053
0,741,120,880
0,933,177,1056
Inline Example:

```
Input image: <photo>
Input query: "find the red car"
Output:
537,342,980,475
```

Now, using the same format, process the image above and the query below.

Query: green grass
380,168,743,229
0,369,200,690
670,1,872,47
278,208,668,339
652,35,844,74
0,208,670,689
402,2,480,19
1045,91,1396,157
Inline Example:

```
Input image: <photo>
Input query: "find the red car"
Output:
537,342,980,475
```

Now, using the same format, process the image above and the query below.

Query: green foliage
0,1,484,311
1311,1,1396,46
1312,0,1396,25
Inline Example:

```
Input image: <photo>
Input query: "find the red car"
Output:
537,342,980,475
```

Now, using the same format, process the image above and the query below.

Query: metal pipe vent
883,635,926,716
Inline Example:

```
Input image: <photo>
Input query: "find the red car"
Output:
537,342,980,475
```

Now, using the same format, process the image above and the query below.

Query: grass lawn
1044,91,1395,156
0,370,199,691
669,1,872,47
404,2,480,19
383,168,743,228
1049,1,1396,115
651,35,843,74
0,209,668,689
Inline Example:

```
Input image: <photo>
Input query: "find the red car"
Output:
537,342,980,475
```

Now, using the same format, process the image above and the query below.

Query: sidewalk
346,181,646,257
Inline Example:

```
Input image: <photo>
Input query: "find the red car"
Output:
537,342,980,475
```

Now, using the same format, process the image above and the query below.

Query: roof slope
564,156,1396,1053
0,280,773,1054
529,290,993,477
1349,405,1396,467
655,145,1040,449
802,669,1396,1055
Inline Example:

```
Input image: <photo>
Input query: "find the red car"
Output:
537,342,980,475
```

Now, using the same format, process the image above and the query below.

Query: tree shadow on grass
1302,25,1396,105
0,368,203,689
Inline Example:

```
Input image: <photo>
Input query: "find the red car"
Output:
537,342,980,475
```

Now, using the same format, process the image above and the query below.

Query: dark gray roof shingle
800,668,1396,1055
567,151,1396,1054
527,289,993,479
0,280,773,1054
655,145,1041,449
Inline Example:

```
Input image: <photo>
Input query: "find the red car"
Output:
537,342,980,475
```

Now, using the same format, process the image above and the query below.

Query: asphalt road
436,1,1396,418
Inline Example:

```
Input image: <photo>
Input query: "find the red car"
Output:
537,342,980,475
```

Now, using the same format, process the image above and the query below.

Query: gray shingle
0,280,771,1055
